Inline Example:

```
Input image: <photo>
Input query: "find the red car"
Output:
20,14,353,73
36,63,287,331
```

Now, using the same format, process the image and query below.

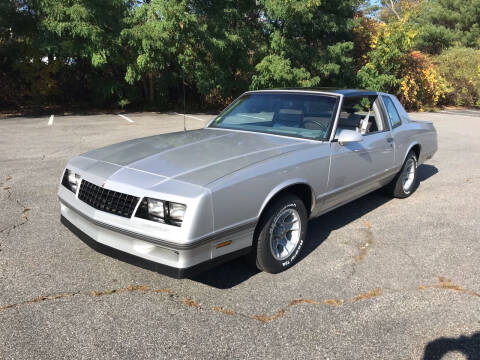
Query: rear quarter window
382,95,402,129
391,96,410,121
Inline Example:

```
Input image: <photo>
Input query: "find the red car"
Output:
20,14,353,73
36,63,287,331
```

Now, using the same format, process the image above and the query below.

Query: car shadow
189,257,262,289
417,163,438,182
192,164,438,289
301,163,438,261
192,190,392,289
422,332,480,360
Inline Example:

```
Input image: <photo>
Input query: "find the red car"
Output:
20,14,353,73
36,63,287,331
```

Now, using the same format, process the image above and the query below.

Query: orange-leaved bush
399,51,446,110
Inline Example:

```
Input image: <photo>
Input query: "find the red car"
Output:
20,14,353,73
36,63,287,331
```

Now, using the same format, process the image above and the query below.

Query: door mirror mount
337,129,364,146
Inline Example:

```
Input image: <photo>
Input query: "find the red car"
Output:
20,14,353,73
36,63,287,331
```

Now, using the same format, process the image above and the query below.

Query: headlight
135,197,186,227
147,199,165,219
168,202,186,222
62,169,81,193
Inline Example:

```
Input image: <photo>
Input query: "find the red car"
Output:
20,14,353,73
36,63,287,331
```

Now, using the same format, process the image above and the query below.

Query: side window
336,96,385,137
382,96,402,128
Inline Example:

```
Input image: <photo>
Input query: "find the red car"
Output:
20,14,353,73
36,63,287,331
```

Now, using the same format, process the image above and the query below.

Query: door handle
387,137,394,143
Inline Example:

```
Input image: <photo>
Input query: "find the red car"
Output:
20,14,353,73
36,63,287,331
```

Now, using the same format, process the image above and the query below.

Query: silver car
58,89,437,277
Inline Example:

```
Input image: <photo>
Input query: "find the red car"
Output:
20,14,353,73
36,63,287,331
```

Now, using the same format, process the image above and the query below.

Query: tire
251,194,308,274
385,151,419,198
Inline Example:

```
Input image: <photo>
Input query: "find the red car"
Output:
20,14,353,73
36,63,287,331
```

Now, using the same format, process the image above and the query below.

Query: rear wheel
252,194,308,274
385,151,418,198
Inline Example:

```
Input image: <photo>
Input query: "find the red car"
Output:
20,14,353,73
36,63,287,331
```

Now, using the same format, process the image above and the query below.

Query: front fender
258,179,316,218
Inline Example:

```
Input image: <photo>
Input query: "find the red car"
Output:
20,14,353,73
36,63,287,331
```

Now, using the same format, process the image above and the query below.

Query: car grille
78,180,139,218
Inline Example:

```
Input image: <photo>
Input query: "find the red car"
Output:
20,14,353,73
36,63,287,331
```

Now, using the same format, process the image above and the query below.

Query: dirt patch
250,289,383,323
289,299,320,306
0,284,172,312
323,299,345,306
183,298,201,309
212,306,236,315
252,310,285,323
2,276,476,324
419,277,480,297
352,288,382,302
355,219,374,262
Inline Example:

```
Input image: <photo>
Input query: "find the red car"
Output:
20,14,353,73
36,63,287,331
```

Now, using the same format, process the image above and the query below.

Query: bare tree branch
385,0,401,20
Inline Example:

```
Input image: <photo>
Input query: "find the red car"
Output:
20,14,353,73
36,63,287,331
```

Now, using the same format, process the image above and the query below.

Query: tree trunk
142,76,148,102
148,72,154,104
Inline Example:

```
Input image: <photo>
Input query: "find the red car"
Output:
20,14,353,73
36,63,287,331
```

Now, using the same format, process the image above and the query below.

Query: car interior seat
273,108,304,128
358,112,373,134
337,109,363,131
302,101,331,130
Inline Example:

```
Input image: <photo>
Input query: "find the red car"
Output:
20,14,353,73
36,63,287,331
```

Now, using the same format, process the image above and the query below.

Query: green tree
6,0,478,112
1,1,38,107
251,55,316,89
357,19,416,93
34,0,135,106
185,0,264,105
122,0,263,107
413,0,480,54
35,0,129,65
251,0,362,89
121,0,189,105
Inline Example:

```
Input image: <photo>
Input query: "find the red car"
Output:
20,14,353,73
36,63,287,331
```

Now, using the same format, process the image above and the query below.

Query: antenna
182,70,186,132
179,21,186,132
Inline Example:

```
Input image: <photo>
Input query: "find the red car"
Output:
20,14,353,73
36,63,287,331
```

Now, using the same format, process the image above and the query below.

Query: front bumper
59,201,255,278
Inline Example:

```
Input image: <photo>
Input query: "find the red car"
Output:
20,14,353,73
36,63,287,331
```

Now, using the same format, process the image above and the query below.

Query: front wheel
252,194,308,274
385,151,418,198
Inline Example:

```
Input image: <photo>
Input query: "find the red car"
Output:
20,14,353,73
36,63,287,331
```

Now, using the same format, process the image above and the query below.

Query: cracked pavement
0,111,479,359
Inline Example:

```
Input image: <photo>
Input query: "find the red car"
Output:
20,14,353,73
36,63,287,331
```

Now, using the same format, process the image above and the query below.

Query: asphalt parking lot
1,110,479,359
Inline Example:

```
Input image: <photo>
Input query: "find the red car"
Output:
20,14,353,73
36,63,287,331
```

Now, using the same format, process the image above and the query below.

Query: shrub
434,47,480,107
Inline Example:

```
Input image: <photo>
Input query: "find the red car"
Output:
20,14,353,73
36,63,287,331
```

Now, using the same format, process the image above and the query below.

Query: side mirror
337,129,363,146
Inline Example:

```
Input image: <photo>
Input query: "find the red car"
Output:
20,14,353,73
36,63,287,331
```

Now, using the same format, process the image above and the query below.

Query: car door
321,96,395,211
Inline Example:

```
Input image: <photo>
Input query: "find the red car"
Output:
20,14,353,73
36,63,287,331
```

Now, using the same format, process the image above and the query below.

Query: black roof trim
250,88,379,97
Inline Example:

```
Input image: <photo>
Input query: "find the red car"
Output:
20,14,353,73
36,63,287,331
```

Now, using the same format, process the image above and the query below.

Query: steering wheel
302,119,327,132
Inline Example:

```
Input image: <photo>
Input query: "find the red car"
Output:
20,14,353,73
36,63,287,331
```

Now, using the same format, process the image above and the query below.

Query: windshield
209,92,338,140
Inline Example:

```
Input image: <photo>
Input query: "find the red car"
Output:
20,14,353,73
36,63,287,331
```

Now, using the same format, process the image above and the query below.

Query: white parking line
174,112,207,122
118,114,134,123
48,115,54,126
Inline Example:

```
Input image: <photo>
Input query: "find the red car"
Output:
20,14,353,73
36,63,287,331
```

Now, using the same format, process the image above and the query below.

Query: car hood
76,129,310,187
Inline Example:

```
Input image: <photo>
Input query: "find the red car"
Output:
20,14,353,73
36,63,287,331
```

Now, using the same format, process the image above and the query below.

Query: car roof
250,88,379,97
